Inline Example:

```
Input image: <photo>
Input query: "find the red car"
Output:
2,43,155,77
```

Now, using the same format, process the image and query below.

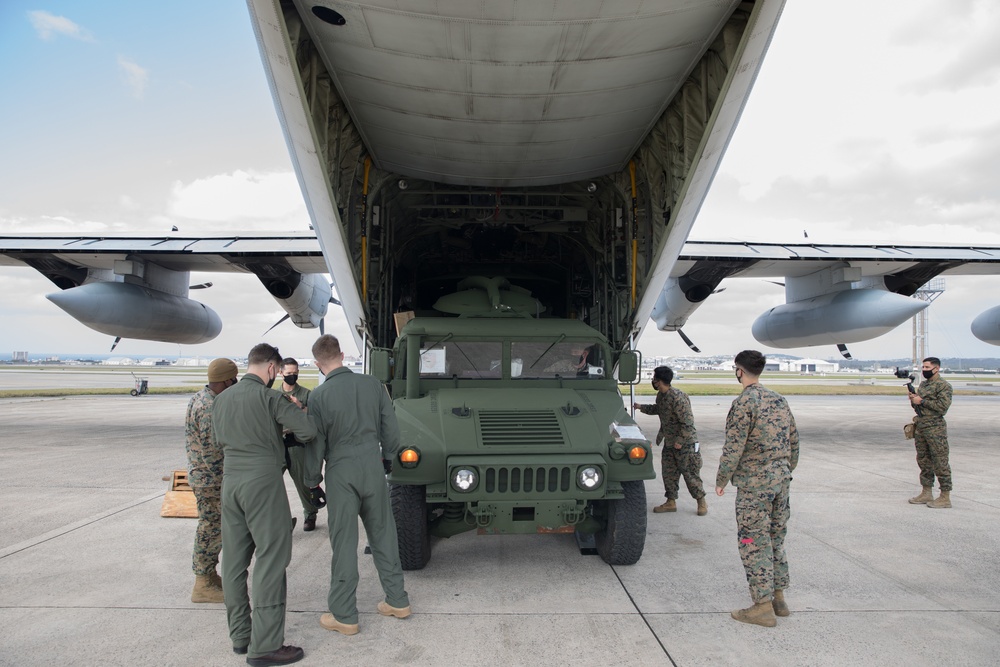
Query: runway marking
609,564,680,667
0,491,164,560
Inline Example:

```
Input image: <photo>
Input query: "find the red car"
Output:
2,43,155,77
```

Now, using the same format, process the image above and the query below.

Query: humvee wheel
390,483,431,570
595,480,647,565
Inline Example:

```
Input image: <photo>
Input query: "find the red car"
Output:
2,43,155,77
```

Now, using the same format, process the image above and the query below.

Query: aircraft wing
656,241,1000,350
0,232,332,346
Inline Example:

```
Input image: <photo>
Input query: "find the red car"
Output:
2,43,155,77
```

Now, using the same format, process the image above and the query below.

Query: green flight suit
305,366,409,624
282,383,320,517
213,374,318,658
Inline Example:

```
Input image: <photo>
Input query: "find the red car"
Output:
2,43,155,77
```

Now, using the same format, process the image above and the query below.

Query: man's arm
378,383,401,459
715,395,753,490
788,408,800,472
303,399,326,488
921,381,953,416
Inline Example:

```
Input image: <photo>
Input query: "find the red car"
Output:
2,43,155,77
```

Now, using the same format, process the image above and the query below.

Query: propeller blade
837,343,852,360
330,296,341,307
677,329,701,353
190,282,213,290
766,280,785,287
320,318,325,335
110,336,122,352
262,313,291,336
711,287,727,294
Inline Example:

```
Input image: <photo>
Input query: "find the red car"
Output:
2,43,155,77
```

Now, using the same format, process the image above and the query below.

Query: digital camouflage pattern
191,487,221,575
185,385,223,575
638,387,704,500
186,386,223,488
716,384,799,603
914,375,953,491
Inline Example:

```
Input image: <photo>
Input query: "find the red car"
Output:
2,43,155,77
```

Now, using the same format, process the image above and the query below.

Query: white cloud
168,170,308,229
28,10,94,42
117,56,148,99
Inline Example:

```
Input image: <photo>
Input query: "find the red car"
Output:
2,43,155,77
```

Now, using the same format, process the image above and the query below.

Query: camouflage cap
207,358,238,382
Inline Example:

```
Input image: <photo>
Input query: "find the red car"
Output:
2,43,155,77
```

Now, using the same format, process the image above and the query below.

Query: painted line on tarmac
0,491,164,560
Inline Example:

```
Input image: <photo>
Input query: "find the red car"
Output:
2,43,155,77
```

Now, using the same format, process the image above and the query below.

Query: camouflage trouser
735,470,791,603
914,418,951,491
192,485,222,575
660,444,706,500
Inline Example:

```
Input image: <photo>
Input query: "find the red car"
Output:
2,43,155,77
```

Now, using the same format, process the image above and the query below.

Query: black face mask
922,369,935,379
283,374,298,386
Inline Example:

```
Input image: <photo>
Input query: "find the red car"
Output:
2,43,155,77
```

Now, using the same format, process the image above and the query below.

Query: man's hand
716,486,725,497
283,394,303,409
910,393,923,405
308,486,327,509
382,458,393,475
673,442,682,450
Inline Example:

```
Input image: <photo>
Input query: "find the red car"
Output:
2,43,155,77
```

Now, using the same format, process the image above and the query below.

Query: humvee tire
595,480,647,565
390,483,431,570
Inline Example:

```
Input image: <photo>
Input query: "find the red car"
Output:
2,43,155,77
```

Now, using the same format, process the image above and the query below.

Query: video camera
896,367,922,416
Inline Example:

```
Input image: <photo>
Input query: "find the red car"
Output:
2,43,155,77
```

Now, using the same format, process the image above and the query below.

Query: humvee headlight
628,445,648,463
452,467,478,492
577,466,602,490
399,447,420,469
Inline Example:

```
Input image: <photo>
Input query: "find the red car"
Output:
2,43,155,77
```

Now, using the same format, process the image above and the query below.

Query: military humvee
372,277,654,569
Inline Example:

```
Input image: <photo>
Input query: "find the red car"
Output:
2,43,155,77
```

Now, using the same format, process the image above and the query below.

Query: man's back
309,367,399,456
214,375,316,473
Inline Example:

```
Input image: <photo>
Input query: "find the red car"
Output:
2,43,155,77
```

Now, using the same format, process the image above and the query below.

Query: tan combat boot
207,569,223,590
927,490,951,508
191,574,224,603
731,600,777,627
697,497,708,516
653,499,677,513
908,487,933,504
320,613,359,635
771,589,789,617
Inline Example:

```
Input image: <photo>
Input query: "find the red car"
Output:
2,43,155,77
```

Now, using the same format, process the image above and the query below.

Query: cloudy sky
1,1,999,363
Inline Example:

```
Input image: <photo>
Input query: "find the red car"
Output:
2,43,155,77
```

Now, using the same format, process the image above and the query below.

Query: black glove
309,486,327,509
382,458,393,475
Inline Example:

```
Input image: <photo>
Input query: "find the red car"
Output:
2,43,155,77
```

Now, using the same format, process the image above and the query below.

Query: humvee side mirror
370,348,392,383
617,350,640,383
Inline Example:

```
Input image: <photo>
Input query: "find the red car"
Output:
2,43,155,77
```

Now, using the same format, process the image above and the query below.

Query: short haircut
312,334,342,362
248,343,282,367
923,356,941,367
652,366,673,385
280,357,299,369
734,349,766,376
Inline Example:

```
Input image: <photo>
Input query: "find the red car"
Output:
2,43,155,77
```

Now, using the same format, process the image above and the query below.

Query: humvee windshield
412,338,607,380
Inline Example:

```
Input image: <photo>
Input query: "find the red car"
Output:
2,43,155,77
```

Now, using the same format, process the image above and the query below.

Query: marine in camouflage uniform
185,358,239,604
716,351,799,627
280,359,322,530
634,366,706,514
908,357,953,508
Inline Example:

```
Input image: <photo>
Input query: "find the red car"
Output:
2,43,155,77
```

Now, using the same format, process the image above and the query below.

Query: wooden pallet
160,470,198,518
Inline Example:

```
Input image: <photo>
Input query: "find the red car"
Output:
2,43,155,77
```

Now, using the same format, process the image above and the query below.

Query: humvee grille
478,409,564,446
483,465,572,494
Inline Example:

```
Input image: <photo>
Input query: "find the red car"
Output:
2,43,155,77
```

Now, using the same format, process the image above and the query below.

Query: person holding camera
907,357,954,508
633,365,707,515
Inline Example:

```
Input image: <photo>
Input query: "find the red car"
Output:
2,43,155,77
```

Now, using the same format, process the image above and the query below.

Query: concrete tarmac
0,393,998,666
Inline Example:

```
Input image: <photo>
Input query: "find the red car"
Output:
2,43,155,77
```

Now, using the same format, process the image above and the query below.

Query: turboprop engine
751,264,928,349
249,267,332,330
971,305,1000,345
47,282,222,344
